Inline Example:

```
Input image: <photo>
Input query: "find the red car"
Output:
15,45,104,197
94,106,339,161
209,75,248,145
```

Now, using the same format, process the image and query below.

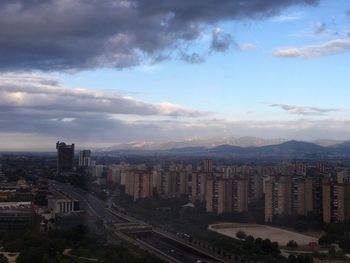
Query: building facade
125,170,153,201
78,150,91,167
56,141,75,174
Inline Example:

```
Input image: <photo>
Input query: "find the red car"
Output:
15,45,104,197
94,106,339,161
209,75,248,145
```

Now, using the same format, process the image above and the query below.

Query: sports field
209,223,318,246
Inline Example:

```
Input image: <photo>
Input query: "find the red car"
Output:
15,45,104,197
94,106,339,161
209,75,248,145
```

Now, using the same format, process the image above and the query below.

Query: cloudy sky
1,0,350,151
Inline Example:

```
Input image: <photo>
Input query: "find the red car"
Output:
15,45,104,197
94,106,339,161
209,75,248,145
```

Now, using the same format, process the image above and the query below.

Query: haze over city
3,2,350,263
0,0,350,151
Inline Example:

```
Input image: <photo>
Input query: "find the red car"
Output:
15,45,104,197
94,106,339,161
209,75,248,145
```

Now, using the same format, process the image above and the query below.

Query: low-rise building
47,190,79,216
0,202,34,232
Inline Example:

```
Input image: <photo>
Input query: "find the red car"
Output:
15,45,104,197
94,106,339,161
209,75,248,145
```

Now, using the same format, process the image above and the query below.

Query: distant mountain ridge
101,136,289,151
100,139,350,159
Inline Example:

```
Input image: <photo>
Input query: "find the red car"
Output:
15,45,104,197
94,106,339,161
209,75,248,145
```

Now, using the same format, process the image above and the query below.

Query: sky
0,0,350,151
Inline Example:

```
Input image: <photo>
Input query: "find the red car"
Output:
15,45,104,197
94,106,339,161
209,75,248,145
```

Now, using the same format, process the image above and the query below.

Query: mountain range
101,137,347,151
100,136,288,151
99,137,350,159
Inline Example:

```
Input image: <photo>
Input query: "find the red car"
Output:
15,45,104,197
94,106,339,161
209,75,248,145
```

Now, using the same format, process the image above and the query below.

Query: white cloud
239,43,257,51
269,103,340,116
274,39,350,58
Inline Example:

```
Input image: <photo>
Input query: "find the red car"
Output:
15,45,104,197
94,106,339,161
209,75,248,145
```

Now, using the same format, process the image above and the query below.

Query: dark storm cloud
210,28,235,52
179,52,206,64
0,0,319,71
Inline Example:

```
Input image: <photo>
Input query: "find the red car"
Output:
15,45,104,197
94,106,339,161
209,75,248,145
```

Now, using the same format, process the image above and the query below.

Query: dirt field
209,223,318,246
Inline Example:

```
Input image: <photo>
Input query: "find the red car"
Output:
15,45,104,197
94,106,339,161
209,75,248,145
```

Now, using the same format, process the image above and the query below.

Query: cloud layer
1,73,349,151
0,0,318,71
0,74,205,117
0,74,212,148
2,115,350,151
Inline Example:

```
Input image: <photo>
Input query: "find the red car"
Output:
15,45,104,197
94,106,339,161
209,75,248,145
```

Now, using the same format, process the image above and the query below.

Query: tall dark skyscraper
56,141,75,174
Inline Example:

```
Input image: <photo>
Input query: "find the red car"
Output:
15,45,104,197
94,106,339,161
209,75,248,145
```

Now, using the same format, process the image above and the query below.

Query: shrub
287,240,298,249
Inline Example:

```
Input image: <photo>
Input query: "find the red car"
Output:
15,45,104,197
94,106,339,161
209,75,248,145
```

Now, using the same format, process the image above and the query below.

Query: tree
287,240,298,249
245,235,255,243
288,255,297,263
319,235,331,245
16,247,45,263
289,255,313,263
0,254,8,263
236,230,247,240
328,248,336,257
295,221,308,232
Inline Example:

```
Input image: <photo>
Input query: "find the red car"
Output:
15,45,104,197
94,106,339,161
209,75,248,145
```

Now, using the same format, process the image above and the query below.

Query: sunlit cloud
274,39,350,58
239,44,257,51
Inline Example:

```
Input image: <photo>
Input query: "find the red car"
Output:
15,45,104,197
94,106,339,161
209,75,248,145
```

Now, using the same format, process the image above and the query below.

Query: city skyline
1,0,350,150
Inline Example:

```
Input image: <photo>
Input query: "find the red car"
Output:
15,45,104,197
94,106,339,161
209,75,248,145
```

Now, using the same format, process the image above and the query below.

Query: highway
138,234,199,263
138,232,222,263
51,181,227,263
51,181,127,223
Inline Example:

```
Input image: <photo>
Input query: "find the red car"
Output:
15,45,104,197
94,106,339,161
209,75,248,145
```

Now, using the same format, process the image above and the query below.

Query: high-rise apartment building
264,177,292,222
295,162,307,176
155,170,188,198
292,178,313,216
56,141,75,174
125,170,153,201
206,178,222,213
78,150,91,167
206,177,248,214
191,172,208,202
204,159,213,173
308,168,324,216
316,162,327,174
322,181,332,224
231,177,249,213
106,165,122,184
0,162,4,179
322,180,350,223
93,164,104,178
248,174,263,203
336,169,348,184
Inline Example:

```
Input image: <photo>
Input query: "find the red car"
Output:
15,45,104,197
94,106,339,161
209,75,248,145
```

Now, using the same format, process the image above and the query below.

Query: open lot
209,223,318,246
